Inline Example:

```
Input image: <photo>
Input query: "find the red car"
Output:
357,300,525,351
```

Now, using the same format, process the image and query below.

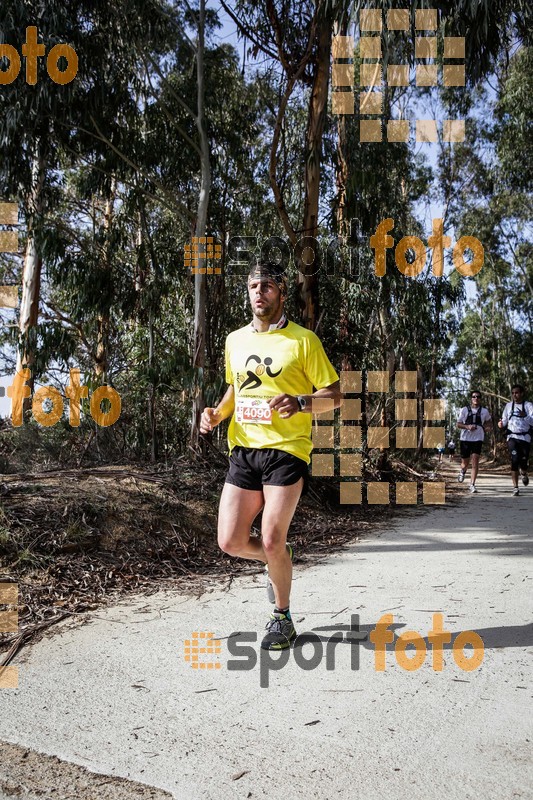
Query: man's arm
498,403,509,429
214,384,235,420
300,381,343,414
200,385,235,433
269,380,343,419
456,408,474,431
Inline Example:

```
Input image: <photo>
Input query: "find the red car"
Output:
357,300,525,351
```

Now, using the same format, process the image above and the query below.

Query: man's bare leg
217,483,266,561
217,480,303,609
470,453,480,484
261,480,303,609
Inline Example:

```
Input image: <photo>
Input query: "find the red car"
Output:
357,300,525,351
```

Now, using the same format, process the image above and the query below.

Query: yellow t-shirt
225,320,339,464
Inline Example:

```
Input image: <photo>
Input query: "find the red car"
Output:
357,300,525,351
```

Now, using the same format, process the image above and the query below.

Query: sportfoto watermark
332,8,467,144
197,217,483,280
0,583,19,689
0,27,78,85
184,613,485,688
0,202,20,306
311,371,446,506
6,368,122,428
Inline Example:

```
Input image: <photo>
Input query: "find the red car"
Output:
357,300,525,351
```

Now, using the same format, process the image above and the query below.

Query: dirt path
0,464,531,799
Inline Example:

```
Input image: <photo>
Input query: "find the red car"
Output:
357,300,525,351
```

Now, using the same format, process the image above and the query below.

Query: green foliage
437,45,532,430
495,47,533,193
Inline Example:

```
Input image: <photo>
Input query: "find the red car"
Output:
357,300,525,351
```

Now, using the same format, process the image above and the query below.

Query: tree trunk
335,114,349,240
297,17,331,330
134,202,159,462
416,364,425,456
361,369,369,473
334,15,349,242
429,283,442,397
95,179,116,379
334,19,351,367
148,309,158,462
18,147,46,376
377,278,396,377
190,0,211,450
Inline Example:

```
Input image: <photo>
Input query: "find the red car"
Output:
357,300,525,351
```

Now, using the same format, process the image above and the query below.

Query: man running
498,384,533,496
448,439,456,461
200,263,341,650
456,391,492,492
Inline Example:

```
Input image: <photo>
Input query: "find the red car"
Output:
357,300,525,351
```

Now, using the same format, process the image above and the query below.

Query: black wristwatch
296,395,307,412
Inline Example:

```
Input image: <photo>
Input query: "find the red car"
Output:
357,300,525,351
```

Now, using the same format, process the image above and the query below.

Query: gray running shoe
266,543,294,604
512,487,520,496
261,611,296,650
458,470,466,483
469,484,477,493
520,472,529,486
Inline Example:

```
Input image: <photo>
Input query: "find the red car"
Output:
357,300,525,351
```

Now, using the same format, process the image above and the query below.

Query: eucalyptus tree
444,47,533,410
220,0,354,330
0,0,179,383
0,1,85,375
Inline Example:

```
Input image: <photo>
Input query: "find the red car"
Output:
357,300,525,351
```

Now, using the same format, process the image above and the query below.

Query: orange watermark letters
7,368,121,428
0,27,78,85
0,583,19,689
371,218,484,278
371,613,484,671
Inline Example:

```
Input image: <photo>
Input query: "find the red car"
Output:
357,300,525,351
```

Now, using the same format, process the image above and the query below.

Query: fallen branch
0,612,70,666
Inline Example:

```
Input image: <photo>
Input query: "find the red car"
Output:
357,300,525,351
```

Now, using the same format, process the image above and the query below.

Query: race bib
236,398,272,424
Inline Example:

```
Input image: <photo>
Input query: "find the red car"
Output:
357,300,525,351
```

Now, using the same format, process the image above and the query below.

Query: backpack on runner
465,405,484,427
501,401,533,437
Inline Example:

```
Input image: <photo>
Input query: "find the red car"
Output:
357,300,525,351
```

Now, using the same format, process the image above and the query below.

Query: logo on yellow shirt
238,355,283,392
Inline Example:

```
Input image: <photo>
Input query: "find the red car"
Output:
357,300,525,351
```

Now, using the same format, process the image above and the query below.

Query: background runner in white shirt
456,391,492,492
497,384,533,495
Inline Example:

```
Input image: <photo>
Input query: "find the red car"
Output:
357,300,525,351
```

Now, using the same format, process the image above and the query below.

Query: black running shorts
460,440,483,458
507,437,530,471
225,446,309,494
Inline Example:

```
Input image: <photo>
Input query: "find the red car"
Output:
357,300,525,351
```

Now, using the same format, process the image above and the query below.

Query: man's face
511,388,524,403
471,393,481,406
248,277,284,320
